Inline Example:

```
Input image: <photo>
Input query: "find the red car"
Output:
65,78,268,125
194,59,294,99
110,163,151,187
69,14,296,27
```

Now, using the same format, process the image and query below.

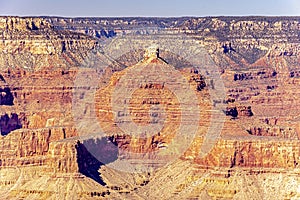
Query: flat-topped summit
141,46,169,66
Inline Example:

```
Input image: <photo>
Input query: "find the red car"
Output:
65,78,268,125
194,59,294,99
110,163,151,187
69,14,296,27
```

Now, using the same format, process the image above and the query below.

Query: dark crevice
75,137,119,186
0,87,14,106
225,107,238,119
0,113,23,136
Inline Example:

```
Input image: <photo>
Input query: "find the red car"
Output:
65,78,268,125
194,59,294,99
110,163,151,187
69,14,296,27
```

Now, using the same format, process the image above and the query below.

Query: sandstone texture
0,16,299,199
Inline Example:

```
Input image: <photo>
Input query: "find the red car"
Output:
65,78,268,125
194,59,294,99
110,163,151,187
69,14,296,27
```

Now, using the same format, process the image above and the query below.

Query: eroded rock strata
0,16,299,199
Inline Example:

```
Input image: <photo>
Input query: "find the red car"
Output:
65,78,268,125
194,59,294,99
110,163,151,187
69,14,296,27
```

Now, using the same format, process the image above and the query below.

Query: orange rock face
0,16,299,199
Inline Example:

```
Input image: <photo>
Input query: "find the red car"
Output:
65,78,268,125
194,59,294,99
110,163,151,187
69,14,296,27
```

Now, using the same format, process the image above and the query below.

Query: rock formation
0,16,299,199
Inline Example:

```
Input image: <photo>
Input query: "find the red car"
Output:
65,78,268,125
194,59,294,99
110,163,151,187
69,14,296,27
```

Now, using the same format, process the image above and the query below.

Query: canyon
0,16,299,199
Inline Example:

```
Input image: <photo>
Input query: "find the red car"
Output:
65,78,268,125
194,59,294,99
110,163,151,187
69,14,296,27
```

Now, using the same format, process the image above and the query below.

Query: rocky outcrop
191,138,300,169
0,17,51,31
0,127,76,164
0,17,100,70
225,106,253,118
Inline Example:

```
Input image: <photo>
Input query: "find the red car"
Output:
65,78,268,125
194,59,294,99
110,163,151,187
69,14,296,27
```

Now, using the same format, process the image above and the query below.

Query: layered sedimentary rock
0,16,299,199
